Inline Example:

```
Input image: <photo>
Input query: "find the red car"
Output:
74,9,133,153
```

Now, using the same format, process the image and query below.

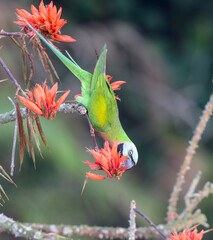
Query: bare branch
134,208,168,239
8,97,18,176
0,32,27,37
0,57,26,97
129,200,136,240
0,213,55,240
179,180,213,219
167,94,213,216
0,212,207,240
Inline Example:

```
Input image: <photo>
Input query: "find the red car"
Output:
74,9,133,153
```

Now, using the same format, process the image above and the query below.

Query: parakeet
25,21,138,169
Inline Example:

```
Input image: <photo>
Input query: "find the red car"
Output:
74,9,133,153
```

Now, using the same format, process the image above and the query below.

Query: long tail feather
24,19,92,84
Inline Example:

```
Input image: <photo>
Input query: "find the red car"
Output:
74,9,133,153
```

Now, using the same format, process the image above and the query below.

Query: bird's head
117,142,138,169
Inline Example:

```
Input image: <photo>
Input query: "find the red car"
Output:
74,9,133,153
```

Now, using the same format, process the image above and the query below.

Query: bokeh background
1,0,213,239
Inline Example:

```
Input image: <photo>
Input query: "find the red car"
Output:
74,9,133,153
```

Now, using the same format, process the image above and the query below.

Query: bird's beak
123,156,135,169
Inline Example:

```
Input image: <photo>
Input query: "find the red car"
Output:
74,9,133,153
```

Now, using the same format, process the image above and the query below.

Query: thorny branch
167,93,213,217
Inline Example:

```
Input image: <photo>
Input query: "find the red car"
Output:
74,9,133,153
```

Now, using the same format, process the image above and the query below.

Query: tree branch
0,31,27,38
0,102,87,125
0,212,207,240
0,213,56,240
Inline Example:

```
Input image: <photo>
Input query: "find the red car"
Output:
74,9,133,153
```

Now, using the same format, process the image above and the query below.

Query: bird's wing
88,74,118,132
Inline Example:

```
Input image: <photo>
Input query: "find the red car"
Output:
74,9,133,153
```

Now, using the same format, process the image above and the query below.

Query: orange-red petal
110,81,126,91
17,95,43,116
53,34,76,42
55,90,70,111
75,93,82,99
50,82,58,100
89,149,109,170
86,172,106,180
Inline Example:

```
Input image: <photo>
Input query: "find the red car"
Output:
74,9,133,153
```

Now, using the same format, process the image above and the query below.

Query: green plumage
25,21,131,145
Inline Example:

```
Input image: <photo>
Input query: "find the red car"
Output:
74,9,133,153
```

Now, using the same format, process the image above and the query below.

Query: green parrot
25,21,138,169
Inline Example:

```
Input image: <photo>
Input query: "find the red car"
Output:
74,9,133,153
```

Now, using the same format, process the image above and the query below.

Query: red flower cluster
169,227,204,240
85,139,128,180
18,82,70,120
14,0,76,42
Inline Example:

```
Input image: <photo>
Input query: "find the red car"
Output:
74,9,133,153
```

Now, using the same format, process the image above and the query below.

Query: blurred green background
1,0,213,239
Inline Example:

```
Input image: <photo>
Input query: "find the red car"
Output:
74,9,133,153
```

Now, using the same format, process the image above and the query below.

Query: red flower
106,75,126,91
75,75,126,100
85,139,128,180
169,227,204,240
18,82,70,120
14,0,76,42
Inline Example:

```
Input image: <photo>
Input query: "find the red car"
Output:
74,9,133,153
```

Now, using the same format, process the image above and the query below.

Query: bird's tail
25,20,92,107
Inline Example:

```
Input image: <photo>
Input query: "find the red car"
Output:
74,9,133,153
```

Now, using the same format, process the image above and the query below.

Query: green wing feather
87,46,130,143
88,74,116,132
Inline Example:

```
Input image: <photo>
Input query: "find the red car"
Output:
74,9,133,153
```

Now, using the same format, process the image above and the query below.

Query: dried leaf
26,110,36,169
23,126,30,155
0,165,17,187
0,184,9,201
26,51,34,88
36,45,45,69
35,115,48,148
15,98,25,170
45,52,60,83
0,165,16,206
31,115,43,158
40,45,54,84
22,38,34,88
10,36,24,50
21,48,27,82
81,175,89,196
35,41,54,84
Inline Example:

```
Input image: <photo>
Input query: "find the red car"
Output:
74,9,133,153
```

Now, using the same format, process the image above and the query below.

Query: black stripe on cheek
117,143,124,155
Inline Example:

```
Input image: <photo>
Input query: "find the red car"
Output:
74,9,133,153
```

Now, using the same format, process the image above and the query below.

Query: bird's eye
128,150,133,156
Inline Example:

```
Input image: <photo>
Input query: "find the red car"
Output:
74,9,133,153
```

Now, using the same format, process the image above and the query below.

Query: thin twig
0,79,8,83
134,208,168,240
167,94,213,217
129,200,136,240
179,181,213,219
0,57,26,97
0,32,27,37
184,171,202,208
86,113,99,151
8,97,18,176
